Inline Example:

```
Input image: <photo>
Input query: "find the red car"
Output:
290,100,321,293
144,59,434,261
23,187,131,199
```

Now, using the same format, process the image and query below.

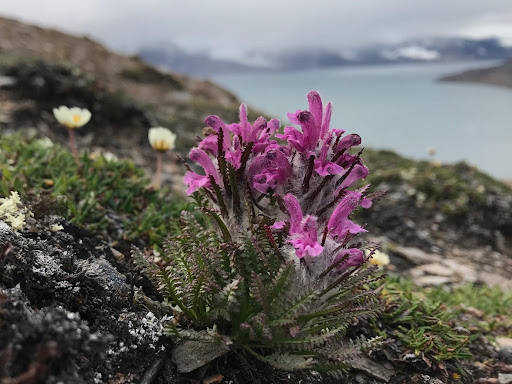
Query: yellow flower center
72,115,81,124
154,140,170,152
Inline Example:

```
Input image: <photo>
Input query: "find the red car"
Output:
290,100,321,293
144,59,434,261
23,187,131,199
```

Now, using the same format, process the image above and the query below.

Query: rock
0,219,171,382
478,272,512,291
499,373,512,384
0,76,15,87
349,355,395,382
392,246,441,265
498,347,512,364
497,338,512,349
415,275,453,286
416,263,454,277
409,374,445,384
171,337,230,373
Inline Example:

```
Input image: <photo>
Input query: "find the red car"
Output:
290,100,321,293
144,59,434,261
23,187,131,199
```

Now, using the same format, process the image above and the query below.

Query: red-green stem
67,128,79,165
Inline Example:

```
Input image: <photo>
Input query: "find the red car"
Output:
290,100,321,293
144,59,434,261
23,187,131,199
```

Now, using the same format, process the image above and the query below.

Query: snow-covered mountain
139,37,512,76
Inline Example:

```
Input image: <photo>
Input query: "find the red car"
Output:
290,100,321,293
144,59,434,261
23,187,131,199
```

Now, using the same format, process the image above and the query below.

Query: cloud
1,0,512,53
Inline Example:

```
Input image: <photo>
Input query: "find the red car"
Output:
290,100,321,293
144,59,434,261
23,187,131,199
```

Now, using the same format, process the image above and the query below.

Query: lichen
0,191,31,231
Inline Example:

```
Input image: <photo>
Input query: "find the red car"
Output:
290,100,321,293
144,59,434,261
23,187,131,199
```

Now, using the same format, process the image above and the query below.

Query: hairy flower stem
67,128,79,165
155,152,163,188
317,254,350,280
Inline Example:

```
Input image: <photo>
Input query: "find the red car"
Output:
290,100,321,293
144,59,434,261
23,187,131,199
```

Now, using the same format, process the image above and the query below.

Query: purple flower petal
283,194,303,233
361,197,373,209
189,148,220,184
276,126,306,152
183,171,210,195
328,191,367,239
297,111,319,152
334,248,364,271
204,115,226,133
320,102,333,139
336,134,361,152
271,221,286,230
287,111,301,125
307,91,323,130
198,135,219,155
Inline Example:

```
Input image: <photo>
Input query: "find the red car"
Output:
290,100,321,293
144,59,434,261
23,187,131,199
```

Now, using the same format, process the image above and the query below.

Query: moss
0,134,191,245
362,148,511,217
372,277,512,362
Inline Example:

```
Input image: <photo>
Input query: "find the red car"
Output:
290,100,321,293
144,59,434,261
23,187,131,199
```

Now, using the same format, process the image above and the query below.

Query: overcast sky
2,0,512,59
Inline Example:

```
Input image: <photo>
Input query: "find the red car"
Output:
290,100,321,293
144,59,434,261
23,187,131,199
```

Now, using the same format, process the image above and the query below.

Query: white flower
366,249,390,267
53,106,91,129
148,127,176,152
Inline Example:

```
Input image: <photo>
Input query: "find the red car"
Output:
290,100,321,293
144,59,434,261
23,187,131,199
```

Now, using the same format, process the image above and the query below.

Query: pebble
498,373,512,384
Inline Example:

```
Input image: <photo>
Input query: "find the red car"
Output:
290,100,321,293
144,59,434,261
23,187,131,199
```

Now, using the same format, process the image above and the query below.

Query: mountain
138,37,512,76
439,59,512,89
138,44,265,76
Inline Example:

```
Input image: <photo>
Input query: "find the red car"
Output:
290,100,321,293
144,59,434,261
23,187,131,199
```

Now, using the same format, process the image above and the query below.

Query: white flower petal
148,127,176,152
52,106,92,128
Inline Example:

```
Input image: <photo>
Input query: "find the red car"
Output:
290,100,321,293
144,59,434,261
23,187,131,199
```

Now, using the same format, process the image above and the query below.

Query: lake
212,62,512,180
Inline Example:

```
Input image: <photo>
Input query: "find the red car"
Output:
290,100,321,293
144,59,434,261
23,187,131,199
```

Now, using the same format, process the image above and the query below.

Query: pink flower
248,149,292,193
327,191,367,240
183,171,210,195
289,216,324,259
198,135,219,156
225,135,242,169
276,91,338,153
333,163,369,195
333,248,365,271
314,133,344,176
283,194,323,259
227,104,279,154
336,134,361,152
183,148,221,195
190,148,220,184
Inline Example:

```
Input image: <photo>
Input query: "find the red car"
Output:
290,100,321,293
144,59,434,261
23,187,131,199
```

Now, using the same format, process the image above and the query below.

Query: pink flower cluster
184,91,373,272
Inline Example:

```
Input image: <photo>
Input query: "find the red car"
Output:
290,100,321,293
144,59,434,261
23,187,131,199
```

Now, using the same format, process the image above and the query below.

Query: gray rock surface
171,338,231,373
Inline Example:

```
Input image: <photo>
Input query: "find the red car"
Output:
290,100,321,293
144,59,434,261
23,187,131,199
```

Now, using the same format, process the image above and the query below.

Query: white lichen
50,224,64,232
0,191,31,231
127,311,172,349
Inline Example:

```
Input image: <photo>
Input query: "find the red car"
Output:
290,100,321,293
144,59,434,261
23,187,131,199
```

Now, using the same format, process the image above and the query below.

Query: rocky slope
439,60,512,89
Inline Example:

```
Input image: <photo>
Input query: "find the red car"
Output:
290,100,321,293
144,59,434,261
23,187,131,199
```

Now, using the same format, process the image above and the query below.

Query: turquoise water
212,62,512,180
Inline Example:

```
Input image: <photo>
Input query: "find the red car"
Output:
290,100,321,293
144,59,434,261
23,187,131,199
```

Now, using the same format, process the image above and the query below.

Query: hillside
439,59,512,89
0,16,248,175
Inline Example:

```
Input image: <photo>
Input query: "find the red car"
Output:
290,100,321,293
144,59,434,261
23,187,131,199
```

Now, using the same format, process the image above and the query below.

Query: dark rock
498,347,512,364
0,220,173,383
